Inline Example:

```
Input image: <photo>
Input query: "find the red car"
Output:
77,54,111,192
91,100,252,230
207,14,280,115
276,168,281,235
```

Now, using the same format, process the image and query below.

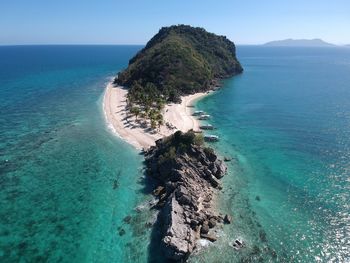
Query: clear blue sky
1,0,349,45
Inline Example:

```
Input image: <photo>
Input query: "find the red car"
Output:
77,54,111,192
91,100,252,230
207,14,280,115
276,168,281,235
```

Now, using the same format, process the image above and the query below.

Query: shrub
193,134,204,146
203,147,215,156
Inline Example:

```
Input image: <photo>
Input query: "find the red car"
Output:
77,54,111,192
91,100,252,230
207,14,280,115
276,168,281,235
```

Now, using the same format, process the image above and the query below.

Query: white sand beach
103,82,209,150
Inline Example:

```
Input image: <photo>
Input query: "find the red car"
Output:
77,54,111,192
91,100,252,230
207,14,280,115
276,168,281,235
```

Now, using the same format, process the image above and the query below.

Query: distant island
264,38,335,47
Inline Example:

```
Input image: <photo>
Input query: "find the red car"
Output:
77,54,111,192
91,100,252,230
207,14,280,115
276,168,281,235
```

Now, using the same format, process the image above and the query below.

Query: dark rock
165,181,177,193
118,228,126,236
155,200,166,208
204,148,217,162
190,219,199,229
201,221,209,234
175,185,189,198
203,203,211,209
158,161,176,181
208,218,217,228
224,214,232,224
177,194,193,207
123,216,132,224
153,186,165,196
194,212,206,224
217,216,224,223
255,195,261,201
159,193,167,201
259,230,267,242
209,162,218,175
224,157,232,162
214,159,227,179
113,179,119,189
145,222,153,228
200,233,217,242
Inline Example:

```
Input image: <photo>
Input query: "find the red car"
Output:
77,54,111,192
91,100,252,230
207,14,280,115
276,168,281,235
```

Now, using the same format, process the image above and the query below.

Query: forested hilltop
115,25,243,104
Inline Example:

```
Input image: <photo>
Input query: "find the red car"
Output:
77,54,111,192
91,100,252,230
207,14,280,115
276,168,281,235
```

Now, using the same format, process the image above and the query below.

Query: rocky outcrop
145,131,227,261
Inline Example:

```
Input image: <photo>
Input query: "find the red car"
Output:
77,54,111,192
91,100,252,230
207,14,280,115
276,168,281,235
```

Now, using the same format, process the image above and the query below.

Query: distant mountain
345,44,350,47
264,39,335,47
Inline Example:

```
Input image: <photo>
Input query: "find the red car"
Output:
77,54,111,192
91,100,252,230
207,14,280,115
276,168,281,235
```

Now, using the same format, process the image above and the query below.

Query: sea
0,45,349,262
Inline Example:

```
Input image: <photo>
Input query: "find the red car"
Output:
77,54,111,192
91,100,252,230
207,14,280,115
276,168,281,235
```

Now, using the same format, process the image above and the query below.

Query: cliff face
145,131,227,261
116,25,243,102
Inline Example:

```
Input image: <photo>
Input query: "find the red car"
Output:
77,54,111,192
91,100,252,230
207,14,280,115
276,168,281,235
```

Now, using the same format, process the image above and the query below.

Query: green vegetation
203,147,215,156
156,130,204,166
115,25,243,109
125,82,165,129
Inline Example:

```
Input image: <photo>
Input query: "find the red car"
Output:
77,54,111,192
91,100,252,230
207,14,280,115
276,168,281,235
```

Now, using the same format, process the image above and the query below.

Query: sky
0,0,349,45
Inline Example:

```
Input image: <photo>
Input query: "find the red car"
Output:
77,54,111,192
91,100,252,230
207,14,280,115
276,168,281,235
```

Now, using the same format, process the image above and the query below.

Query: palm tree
157,118,163,131
130,106,140,120
134,108,140,120
150,118,157,130
145,106,150,117
126,98,133,109
156,97,166,110
139,111,146,120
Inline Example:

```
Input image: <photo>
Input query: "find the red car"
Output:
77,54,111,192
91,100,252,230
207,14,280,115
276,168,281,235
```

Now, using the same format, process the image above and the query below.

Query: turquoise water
194,47,350,262
0,46,157,262
1,46,349,262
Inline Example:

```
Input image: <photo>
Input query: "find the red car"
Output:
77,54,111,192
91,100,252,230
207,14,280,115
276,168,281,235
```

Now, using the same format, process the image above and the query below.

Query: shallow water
0,46,157,262
194,46,350,262
1,45,349,262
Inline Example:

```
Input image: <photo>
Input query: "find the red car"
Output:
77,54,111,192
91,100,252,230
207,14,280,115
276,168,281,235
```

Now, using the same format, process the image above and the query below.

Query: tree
156,97,166,110
148,109,157,121
157,118,163,130
150,118,157,130
139,112,147,120
130,106,140,120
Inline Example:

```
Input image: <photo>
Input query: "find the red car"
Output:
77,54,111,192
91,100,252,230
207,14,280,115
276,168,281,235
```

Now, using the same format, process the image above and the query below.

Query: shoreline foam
103,81,210,150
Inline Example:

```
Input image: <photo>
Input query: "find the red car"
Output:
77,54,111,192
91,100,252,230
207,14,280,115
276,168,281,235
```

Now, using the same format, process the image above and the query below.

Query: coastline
103,81,210,150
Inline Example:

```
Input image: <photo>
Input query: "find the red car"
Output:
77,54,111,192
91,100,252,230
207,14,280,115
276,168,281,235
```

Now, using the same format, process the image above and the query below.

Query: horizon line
1,43,349,47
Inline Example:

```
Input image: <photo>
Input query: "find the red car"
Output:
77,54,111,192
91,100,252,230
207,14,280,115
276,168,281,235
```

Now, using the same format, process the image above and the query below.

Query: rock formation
145,131,227,261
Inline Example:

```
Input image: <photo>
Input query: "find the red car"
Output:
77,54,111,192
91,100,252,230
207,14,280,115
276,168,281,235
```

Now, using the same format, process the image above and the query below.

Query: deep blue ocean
0,45,349,262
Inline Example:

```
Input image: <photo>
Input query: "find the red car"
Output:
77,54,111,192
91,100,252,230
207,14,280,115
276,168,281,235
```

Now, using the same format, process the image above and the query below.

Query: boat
199,124,214,130
198,114,210,120
192,110,205,116
231,239,245,250
204,135,219,142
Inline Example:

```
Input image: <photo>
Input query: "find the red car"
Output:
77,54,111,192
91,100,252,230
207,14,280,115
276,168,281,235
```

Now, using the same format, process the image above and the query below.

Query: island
103,25,242,261
115,25,243,103
104,25,242,149
264,38,335,47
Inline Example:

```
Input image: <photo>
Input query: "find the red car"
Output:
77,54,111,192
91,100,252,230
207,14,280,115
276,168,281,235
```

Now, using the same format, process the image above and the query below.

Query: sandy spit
103,82,210,150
